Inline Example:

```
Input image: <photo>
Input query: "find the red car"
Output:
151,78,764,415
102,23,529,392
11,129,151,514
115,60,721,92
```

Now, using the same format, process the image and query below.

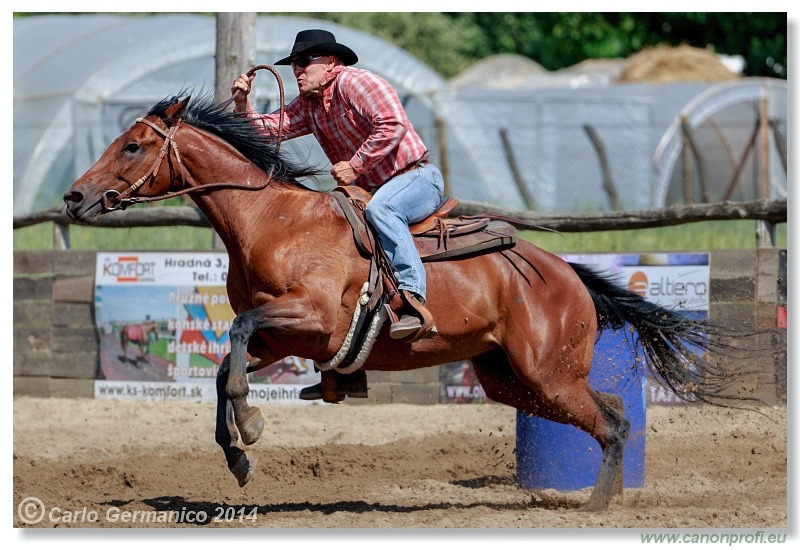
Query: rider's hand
331,161,359,185
231,73,254,110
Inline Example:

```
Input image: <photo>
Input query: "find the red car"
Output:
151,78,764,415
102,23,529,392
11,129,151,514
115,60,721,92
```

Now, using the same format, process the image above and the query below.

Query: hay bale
617,44,740,84
559,57,628,78
449,53,547,90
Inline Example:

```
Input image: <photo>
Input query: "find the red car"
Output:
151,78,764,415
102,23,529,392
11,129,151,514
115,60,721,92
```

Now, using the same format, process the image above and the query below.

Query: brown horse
63,93,760,511
120,321,159,365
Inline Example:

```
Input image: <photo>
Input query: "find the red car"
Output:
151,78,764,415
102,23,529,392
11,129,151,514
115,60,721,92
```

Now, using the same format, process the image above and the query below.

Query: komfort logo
102,256,157,283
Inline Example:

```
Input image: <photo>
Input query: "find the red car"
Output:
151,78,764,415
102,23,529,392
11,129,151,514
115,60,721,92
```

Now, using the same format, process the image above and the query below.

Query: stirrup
389,291,437,342
390,315,432,340
390,320,438,342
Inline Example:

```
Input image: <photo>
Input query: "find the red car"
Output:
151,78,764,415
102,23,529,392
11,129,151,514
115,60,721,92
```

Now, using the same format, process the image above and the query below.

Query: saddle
331,185,517,262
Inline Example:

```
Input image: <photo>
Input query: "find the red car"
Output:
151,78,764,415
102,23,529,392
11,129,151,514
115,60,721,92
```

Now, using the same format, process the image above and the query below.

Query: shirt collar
320,65,346,111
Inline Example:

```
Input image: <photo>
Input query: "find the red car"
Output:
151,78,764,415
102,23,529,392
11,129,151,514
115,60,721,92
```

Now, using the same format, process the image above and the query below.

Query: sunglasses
291,55,325,70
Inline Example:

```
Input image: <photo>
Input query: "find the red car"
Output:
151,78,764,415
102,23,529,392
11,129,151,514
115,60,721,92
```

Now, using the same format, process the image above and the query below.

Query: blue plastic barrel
516,326,646,490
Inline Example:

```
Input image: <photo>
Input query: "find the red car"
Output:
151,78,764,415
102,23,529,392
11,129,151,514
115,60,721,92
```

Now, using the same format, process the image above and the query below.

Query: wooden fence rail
14,198,786,248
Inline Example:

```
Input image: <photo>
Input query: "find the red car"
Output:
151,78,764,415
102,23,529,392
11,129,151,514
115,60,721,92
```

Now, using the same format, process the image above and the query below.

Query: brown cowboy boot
299,369,368,401
389,291,438,341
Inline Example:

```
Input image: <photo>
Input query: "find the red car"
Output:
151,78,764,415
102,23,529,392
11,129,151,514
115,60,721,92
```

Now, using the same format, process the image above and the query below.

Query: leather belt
393,154,429,178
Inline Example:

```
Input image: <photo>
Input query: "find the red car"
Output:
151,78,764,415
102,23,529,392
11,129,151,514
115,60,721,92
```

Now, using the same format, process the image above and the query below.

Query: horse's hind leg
580,391,629,511
471,349,629,511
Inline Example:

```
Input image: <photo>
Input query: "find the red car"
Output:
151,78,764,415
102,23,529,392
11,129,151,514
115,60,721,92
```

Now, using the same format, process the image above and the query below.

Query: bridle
100,117,183,212
100,64,285,213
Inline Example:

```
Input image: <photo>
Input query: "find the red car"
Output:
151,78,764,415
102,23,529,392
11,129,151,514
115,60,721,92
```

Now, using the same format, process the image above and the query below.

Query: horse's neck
179,135,278,241
177,127,332,257
190,173,323,253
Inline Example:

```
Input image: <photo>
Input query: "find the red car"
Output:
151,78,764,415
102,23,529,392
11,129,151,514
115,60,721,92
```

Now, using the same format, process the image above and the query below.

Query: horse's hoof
577,499,609,512
230,453,258,487
239,407,265,446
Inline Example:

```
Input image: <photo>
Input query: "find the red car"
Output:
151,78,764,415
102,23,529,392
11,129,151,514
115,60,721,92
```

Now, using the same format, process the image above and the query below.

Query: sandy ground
12,397,788,532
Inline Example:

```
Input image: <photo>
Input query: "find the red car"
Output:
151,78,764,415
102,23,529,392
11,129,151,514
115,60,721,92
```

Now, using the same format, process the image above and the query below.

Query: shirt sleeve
340,71,408,174
246,96,311,140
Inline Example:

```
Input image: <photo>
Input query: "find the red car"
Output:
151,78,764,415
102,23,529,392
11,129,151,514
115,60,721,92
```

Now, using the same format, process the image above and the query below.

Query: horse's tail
569,262,769,407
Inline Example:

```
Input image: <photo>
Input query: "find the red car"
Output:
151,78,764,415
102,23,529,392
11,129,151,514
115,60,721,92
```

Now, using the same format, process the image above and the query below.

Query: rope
230,64,285,154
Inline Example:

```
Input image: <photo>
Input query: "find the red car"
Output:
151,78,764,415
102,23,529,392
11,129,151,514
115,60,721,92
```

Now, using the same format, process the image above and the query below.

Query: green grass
520,220,787,253
14,219,786,252
13,223,215,251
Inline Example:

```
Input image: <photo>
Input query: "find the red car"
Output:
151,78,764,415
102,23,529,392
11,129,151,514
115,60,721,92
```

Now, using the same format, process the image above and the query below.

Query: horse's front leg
215,354,266,486
226,292,333,446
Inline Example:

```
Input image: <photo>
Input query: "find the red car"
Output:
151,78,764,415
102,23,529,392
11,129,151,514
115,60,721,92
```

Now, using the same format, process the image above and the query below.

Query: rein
101,65,286,213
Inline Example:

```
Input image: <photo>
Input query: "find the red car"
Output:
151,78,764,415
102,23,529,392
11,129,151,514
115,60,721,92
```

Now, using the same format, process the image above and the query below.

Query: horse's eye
123,143,140,154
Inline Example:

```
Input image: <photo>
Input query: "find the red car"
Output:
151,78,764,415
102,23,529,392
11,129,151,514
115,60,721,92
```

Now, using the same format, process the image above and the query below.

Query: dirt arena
12,396,787,530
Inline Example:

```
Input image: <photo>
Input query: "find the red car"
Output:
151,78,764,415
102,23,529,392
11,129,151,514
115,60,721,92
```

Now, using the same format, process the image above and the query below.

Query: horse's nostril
63,191,83,205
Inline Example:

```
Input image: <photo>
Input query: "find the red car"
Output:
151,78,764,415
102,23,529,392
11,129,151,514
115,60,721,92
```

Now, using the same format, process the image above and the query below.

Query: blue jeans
364,163,444,300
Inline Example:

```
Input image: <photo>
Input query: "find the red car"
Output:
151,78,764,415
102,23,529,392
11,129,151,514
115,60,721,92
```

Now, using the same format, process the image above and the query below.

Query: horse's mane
147,91,324,183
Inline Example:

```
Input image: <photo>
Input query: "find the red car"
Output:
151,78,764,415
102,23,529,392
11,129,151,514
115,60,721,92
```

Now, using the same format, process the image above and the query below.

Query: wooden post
681,115,694,205
679,119,710,203
769,119,787,172
214,12,257,251
436,116,450,197
721,120,760,202
499,128,537,210
215,13,257,105
756,93,775,247
53,222,70,250
583,125,619,211
756,222,776,248
759,95,770,200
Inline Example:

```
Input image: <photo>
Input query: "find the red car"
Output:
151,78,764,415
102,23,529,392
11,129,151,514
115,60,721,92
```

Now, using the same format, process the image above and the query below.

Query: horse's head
63,96,191,223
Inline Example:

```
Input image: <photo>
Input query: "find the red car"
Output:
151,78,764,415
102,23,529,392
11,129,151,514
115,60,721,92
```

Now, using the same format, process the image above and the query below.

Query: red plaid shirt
246,66,428,190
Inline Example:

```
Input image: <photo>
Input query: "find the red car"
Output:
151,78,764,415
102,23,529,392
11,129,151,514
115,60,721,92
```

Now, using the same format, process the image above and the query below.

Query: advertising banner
94,252,319,403
94,251,710,405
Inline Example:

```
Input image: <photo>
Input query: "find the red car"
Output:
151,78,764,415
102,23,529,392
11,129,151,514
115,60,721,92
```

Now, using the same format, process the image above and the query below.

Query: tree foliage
298,12,787,79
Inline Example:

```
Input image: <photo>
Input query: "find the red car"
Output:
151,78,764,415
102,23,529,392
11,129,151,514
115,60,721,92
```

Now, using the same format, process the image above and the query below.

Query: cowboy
231,29,443,399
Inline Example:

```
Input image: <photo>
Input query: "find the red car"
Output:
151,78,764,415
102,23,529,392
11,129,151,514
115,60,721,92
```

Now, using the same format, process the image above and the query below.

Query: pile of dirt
617,43,740,84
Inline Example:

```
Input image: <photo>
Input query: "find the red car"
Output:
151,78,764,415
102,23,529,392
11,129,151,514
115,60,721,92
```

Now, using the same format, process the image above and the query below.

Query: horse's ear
164,95,191,122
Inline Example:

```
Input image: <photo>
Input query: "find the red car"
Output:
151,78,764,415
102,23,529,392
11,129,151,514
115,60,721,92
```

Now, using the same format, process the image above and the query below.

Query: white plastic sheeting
437,79,787,212
13,14,447,215
14,14,787,216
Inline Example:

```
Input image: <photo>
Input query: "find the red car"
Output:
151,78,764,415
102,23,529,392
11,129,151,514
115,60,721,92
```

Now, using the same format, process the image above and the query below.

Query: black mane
147,92,323,183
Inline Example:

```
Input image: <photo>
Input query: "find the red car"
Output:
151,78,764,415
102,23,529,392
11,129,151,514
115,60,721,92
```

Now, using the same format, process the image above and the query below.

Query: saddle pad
126,325,143,341
416,221,517,262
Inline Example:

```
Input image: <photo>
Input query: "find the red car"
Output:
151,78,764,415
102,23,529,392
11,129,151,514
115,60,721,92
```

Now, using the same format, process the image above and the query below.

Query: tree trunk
213,13,257,251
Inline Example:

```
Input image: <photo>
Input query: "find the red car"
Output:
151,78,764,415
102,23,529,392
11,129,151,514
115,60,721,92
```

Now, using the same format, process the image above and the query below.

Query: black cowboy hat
275,29,358,66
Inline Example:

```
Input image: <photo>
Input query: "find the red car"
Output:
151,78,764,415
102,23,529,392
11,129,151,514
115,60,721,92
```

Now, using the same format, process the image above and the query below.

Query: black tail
570,262,771,406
